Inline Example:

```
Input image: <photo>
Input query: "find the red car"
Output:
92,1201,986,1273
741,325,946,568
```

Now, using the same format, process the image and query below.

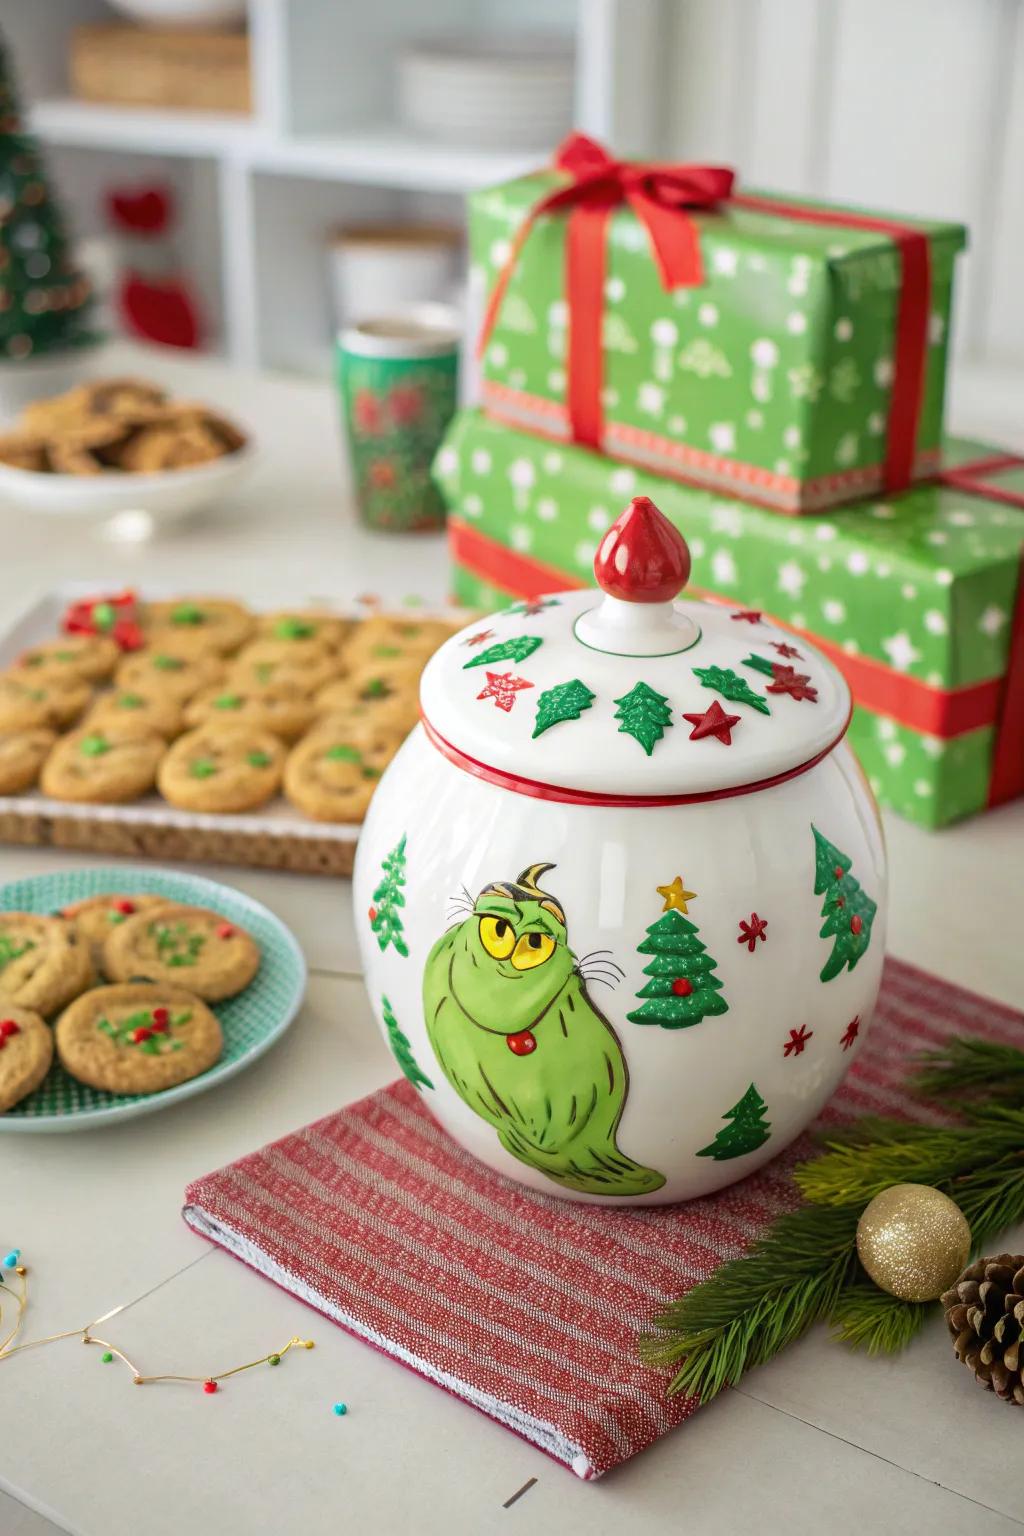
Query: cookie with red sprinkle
0,1006,53,1112
55,982,222,1095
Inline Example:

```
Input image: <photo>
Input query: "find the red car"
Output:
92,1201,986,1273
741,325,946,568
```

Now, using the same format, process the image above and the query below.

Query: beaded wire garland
0,1250,315,1395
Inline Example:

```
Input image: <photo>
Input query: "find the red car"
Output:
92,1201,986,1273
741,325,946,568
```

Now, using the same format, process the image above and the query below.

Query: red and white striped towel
183,959,1022,1480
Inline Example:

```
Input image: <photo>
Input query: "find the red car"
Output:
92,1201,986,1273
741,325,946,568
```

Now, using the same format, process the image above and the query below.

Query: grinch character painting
423,863,665,1197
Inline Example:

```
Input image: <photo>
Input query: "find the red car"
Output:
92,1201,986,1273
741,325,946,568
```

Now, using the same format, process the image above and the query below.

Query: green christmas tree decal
696,1084,771,1160
532,678,595,738
463,635,543,670
614,681,673,755
812,825,877,983
0,34,95,360
627,907,728,1028
692,665,770,715
369,834,409,957
381,994,433,1090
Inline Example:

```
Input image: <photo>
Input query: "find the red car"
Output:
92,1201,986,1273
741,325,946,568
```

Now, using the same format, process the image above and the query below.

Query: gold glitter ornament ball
856,1184,972,1302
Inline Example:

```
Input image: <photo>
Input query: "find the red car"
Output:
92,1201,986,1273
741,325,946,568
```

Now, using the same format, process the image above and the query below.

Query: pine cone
941,1254,1024,1406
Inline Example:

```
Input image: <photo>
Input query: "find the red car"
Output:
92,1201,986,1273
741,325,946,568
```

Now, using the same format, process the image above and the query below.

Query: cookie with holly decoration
253,610,351,653
16,634,120,685
41,726,165,804
0,913,94,1018
55,982,222,1095
283,731,392,823
310,679,419,739
157,725,284,813
103,904,259,1001
0,1006,53,1112
0,727,57,793
0,674,91,732
182,684,313,742
61,893,166,975
83,688,184,741
141,597,254,657
115,648,225,704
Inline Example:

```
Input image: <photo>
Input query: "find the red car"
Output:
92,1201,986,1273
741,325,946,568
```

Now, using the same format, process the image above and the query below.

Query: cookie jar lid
420,496,852,800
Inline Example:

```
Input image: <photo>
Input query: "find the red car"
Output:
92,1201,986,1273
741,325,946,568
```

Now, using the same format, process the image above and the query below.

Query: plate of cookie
0,866,307,1132
0,586,466,874
0,376,254,524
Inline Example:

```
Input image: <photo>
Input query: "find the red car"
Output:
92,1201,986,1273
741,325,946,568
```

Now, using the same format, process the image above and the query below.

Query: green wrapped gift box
471,137,966,514
435,410,1024,829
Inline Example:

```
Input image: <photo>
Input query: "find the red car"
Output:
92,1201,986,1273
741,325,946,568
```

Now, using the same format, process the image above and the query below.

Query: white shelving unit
5,0,662,375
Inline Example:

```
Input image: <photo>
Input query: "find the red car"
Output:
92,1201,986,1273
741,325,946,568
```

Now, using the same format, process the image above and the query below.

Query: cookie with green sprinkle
62,893,167,975
0,912,94,1018
157,725,283,813
16,633,119,685
40,726,164,804
182,683,313,742
283,730,394,823
103,905,259,1001
83,688,183,741
115,648,225,704
142,597,254,657
55,982,223,1094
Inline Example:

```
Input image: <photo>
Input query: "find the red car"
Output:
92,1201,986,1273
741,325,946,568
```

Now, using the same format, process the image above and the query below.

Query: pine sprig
911,1037,1024,1105
640,1205,859,1400
829,1285,930,1355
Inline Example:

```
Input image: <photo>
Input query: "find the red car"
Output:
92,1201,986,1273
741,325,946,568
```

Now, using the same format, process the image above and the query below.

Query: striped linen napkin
183,958,1021,1480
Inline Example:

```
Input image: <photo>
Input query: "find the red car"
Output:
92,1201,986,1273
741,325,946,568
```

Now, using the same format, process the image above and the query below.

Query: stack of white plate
398,33,575,150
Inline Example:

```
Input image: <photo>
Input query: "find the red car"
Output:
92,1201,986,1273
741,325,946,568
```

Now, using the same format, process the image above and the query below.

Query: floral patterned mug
336,304,460,532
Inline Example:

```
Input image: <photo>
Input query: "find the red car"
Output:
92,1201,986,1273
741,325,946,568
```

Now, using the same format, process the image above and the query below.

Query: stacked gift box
435,134,1024,829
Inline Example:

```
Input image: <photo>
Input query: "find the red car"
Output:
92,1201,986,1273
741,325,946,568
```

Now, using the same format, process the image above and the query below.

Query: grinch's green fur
423,873,664,1197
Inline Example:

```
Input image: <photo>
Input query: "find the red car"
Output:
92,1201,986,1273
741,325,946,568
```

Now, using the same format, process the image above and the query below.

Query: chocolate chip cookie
40,727,165,804
157,725,284,812
0,728,57,793
0,1006,53,1112
0,912,94,1017
55,982,223,1094
103,904,260,1001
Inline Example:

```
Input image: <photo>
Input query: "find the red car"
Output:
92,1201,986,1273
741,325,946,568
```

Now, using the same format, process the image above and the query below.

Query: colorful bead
203,1379,218,1393
332,1402,348,1416
3,1249,20,1268
101,1351,113,1363
303,1340,315,1350
268,1354,280,1366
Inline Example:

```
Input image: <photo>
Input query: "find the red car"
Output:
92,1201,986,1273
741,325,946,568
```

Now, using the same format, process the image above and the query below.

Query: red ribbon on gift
479,133,932,495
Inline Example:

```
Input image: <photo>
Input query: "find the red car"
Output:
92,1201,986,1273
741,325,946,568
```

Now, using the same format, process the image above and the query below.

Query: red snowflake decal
771,641,803,660
731,609,763,624
766,664,819,703
737,913,768,952
462,629,495,647
681,698,741,745
784,1025,813,1057
476,670,535,713
839,1015,861,1051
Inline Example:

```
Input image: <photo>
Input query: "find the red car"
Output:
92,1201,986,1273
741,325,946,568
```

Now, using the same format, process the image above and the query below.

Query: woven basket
70,24,251,114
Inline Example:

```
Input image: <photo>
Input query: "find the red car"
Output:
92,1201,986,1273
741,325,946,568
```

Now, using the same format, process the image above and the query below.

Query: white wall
655,0,1024,368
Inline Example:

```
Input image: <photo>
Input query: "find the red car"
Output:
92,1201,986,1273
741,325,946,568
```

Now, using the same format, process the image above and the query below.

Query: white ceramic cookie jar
355,495,886,1205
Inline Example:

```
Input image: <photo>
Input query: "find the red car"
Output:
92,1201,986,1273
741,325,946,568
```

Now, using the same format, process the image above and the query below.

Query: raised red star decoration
462,628,495,647
681,698,741,744
510,598,559,617
771,640,803,660
784,1024,813,1057
737,913,768,952
731,609,763,624
476,670,534,713
840,1015,861,1051
766,664,819,703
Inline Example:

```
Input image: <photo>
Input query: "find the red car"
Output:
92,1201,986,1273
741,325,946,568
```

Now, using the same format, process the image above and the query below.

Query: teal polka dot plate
0,866,307,1133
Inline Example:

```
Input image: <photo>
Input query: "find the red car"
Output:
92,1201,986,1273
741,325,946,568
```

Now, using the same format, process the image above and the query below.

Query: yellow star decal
657,877,697,914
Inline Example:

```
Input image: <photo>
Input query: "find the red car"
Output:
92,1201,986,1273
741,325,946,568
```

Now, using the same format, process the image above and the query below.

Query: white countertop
1,345,1022,1536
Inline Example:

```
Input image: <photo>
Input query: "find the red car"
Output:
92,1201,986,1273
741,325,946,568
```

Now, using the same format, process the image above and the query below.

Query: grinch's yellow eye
479,915,516,960
511,931,555,970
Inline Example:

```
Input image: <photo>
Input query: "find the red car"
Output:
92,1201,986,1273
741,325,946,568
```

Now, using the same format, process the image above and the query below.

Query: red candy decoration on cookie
216,922,236,940
113,899,137,915
0,1018,20,1048
132,1026,153,1043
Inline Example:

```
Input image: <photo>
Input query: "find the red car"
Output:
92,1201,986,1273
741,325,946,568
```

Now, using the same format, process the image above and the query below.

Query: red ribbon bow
479,133,734,449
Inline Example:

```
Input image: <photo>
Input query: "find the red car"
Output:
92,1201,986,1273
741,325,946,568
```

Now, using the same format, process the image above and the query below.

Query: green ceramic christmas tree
627,907,728,1029
0,31,94,361
368,834,409,958
696,1084,771,1161
381,995,433,1090
812,825,877,983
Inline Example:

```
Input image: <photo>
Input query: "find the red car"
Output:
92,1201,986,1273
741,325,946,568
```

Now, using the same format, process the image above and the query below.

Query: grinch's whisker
581,974,616,989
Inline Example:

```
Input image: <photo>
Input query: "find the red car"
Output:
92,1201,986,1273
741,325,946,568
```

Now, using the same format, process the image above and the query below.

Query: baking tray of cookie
0,587,468,877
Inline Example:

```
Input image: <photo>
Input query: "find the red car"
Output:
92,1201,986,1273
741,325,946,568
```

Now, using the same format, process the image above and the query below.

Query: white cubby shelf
8,0,661,376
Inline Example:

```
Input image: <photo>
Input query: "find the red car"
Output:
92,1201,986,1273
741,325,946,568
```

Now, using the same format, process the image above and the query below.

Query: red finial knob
594,496,690,604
